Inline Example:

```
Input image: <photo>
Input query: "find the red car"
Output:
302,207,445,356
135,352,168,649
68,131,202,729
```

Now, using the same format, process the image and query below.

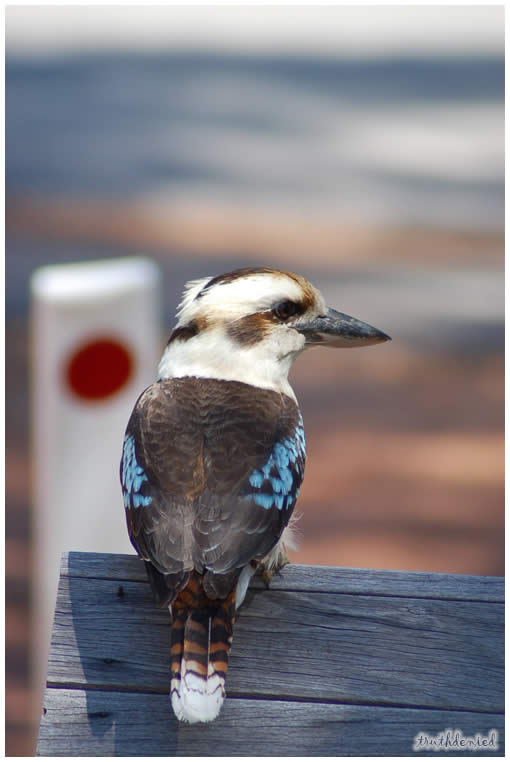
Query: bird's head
158,267,390,399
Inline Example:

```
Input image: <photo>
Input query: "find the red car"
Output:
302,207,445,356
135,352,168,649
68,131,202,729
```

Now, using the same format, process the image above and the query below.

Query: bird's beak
298,307,391,348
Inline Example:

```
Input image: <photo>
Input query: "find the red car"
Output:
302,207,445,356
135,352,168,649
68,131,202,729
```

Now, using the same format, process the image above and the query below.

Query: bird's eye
273,300,299,321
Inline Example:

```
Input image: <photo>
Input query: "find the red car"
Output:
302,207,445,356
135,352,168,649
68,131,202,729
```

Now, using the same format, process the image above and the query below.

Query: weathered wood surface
37,552,504,757
40,689,503,757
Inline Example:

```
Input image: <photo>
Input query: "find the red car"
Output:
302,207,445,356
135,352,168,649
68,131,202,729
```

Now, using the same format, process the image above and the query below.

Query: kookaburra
120,267,390,724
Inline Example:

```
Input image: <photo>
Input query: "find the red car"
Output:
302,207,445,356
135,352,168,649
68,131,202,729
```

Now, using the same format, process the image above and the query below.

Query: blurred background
5,5,504,755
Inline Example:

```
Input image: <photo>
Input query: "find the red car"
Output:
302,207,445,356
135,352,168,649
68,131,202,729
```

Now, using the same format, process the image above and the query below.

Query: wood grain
62,551,505,601
37,552,504,757
38,688,504,757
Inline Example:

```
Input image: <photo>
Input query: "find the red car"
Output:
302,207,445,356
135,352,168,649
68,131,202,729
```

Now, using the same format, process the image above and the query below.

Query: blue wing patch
245,415,306,511
121,434,152,509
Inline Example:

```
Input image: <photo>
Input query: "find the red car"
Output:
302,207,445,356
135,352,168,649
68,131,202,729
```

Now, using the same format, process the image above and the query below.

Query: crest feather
176,277,212,322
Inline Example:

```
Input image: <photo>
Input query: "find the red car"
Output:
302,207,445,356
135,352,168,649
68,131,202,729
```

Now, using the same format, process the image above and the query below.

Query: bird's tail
170,574,236,723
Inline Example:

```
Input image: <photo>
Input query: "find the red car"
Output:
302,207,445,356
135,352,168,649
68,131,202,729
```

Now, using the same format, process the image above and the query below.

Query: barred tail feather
170,588,235,723
170,608,187,719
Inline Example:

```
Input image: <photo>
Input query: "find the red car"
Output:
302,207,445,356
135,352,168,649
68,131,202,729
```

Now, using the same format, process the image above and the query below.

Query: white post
30,256,162,714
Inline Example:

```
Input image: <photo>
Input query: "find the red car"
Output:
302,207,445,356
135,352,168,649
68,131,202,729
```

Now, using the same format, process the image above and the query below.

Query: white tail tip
171,670,225,724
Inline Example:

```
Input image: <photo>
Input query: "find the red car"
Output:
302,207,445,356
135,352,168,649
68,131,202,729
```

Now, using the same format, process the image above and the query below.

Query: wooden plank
62,551,505,602
37,688,505,757
47,573,503,712
62,551,150,583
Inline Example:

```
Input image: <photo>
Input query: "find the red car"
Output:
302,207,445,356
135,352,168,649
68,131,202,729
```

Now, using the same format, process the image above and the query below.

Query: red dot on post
65,338,135,401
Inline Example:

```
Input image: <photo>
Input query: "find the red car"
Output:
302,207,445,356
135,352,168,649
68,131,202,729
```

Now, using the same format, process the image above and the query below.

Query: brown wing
120,377,305,605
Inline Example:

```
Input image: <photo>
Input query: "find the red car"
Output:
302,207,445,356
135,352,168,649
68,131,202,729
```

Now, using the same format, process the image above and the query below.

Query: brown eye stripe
167,316,209,345
227,313,271,347
227,298,310,347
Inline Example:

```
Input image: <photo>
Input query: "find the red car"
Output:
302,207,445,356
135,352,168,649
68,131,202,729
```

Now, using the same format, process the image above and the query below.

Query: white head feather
158,268,325,400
